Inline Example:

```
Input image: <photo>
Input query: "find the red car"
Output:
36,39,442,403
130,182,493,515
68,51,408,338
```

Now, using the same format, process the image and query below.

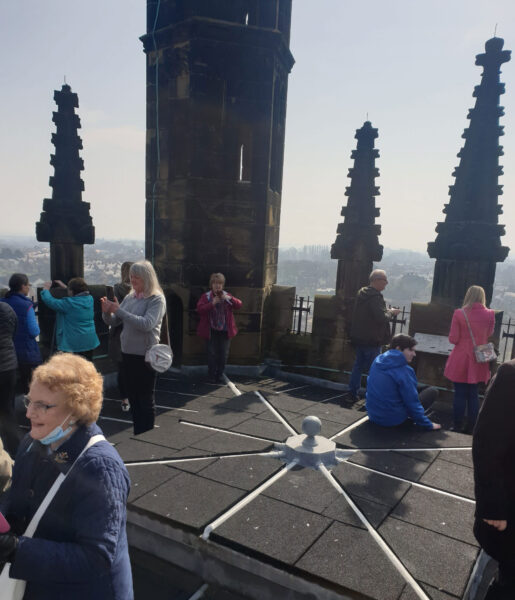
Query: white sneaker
121,400,130,412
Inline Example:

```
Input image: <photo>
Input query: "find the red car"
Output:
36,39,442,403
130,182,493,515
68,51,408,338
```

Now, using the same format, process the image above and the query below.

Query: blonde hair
129,260,164,297
31,354,103,425
462,285,486,308
209,272,225,288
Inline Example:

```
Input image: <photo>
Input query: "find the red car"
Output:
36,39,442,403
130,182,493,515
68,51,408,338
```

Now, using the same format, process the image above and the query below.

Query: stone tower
36,84,95,282
141,1,294,364
428,37,511,306
331,121,383,298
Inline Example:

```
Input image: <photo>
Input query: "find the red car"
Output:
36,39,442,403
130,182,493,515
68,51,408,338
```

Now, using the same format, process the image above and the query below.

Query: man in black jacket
0,302,20,457
348,269,400,400
473,360,515,599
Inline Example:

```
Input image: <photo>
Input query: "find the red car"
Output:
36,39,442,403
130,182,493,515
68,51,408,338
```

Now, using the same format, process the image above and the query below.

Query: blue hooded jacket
366,349,433,429
1,293,42,365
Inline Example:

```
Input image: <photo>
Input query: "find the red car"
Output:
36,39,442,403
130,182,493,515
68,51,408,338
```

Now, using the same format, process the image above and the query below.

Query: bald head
369,269,388,291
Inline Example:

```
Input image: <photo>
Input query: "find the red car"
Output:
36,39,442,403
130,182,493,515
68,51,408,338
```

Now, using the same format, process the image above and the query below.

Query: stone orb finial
302,416,322,437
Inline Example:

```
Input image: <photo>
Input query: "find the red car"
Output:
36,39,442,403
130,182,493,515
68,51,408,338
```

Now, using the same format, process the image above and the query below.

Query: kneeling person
366,334,441,431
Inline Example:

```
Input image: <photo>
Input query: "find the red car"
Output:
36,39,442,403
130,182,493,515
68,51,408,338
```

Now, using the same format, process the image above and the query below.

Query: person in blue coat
1,273,42,392
366,334,441,431
0,353,133,599
40,278,99,360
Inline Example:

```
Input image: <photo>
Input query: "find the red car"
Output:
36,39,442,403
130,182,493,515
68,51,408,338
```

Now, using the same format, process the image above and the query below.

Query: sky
1,1,515,253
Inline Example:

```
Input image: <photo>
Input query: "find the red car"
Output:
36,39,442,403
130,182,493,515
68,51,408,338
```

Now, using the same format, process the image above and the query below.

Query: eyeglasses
23,396,57,413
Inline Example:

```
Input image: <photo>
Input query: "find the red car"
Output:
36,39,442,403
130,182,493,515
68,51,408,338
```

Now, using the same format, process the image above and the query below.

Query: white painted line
125,450,281,467
99,415,133,424
273,385,309,394
347,461,475,504
187,583,209,600
155,404,199,413
201,461,298,540
355,446,471,453
180,420,278,444
329,415,369,441
254,391,297,435
224,374,242,396
318,463,430,600
320,393,347,403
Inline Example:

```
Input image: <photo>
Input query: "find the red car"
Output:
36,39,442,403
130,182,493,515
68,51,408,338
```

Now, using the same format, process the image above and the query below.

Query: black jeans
0,369,21,457
207,330,230,381
121,353,157,435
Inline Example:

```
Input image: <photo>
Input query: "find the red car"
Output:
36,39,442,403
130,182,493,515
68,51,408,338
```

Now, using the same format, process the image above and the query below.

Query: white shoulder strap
23,434,105,538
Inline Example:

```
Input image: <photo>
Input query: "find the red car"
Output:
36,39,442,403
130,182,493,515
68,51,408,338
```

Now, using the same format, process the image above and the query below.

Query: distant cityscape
2,237,515,319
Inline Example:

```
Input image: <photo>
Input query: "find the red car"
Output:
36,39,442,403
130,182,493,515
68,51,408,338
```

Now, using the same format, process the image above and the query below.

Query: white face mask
39,414,74,446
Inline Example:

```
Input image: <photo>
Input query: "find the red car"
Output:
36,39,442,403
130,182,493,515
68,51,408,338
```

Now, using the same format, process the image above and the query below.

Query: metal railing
291,295,313,335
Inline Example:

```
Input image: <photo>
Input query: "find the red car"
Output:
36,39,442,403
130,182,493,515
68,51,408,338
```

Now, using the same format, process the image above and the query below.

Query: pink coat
196,291,242,340
444,303,495,384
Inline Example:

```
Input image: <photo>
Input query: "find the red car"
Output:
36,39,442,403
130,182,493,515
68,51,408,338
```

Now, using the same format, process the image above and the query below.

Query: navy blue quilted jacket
1,293,42,365
0,424,133,599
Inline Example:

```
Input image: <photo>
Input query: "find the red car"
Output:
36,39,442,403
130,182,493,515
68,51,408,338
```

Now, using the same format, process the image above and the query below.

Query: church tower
141,1,294,363
331,121,383,298
36,84,95,282
428,37,510,306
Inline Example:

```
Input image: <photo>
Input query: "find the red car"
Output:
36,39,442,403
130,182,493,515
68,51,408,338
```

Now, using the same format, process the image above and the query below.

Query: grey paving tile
191,431,274,454
133,415,218,450
399,582,458,600
287,414,347,437
419,458,474,499
335,420,472,450
323,493,391,529
332,462,411,510
437,449,473,469
261,391,318,414
391,486,477,546
262,466,340,513
379,517,478,598
296,520,406,600
230,416,291,442
198,455,282,491
128,464,181,503
299,402,365,426
115,438,186,462
179,407,254,430
98,417,133,439
347,450,432,482
212,495,331,566
159,448,218,474
133,471,245,531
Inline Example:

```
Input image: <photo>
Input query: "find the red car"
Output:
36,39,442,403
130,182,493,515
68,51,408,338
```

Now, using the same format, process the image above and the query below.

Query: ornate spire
331,121,383,297
36,84,94,281
428,38,510,305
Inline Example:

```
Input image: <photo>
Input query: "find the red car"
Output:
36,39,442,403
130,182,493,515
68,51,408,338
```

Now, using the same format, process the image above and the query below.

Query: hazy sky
2,1,514,253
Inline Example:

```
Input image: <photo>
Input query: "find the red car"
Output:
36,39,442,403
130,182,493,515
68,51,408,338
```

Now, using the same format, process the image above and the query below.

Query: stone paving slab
212,495,331,566
322,493,391,529
260,392,318,414
437,449,473,469
379,517,478,598
178,407,255,430
230,416,292,442
133,415,217,450
390,486,477,546
399,582,457,600
347,450,433,482
262,466,340,514
190,431,274,454
128,464,181,503
132,471,246,531
332,462,411,510
287,414,348,437
198,455,282,491
335,419,472,450
296,520,406,600
298,401,365,425
419,457,475,500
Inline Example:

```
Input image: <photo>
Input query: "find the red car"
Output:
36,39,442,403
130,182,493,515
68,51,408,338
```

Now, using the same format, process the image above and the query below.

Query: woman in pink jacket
444,285,495,432
196,273,242,383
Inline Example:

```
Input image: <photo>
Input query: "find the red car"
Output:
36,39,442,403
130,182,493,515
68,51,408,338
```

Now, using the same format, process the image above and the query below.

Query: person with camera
196,273,242,384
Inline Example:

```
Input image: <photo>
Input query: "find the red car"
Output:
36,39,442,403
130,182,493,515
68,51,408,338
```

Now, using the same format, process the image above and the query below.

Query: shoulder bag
461,309,497,363
0,434,105,600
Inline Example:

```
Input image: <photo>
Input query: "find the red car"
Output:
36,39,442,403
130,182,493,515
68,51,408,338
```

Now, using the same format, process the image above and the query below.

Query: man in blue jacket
366,334,441,431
